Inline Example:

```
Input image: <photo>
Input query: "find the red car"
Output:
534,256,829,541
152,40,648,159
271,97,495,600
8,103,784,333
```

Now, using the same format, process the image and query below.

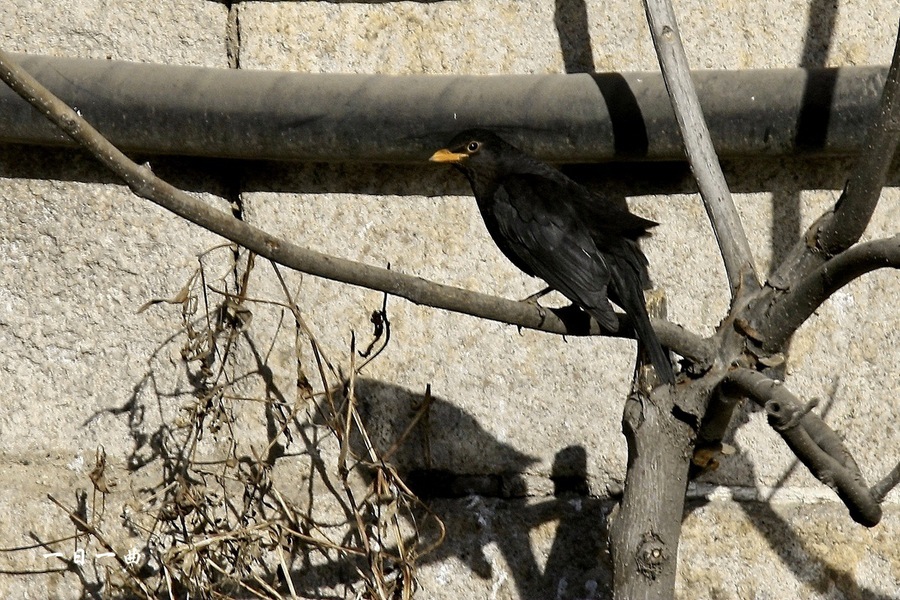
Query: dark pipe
0,53,887,163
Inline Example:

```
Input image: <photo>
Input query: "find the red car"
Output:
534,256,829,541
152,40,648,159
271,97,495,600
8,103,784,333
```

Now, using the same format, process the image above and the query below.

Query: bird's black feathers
433,128,675,385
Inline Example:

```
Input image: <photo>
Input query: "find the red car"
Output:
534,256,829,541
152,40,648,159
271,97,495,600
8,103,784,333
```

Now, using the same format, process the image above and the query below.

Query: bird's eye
467,141,481,153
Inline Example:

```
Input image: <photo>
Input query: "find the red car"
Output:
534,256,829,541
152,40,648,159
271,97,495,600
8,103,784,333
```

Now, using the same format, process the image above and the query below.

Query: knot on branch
765,397,819,431
635,531,668,580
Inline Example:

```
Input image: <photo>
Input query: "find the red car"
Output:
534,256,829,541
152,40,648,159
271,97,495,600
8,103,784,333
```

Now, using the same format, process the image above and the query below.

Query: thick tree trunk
609,385,695,599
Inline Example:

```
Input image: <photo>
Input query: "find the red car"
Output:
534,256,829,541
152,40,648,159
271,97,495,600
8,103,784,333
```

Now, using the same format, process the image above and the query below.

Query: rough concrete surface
1,0,900,598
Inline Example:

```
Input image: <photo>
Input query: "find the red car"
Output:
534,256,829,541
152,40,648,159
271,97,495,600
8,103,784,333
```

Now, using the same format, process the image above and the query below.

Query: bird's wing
510,156,659,239
491,175,620,331
498,173,672,381
513,168,655,290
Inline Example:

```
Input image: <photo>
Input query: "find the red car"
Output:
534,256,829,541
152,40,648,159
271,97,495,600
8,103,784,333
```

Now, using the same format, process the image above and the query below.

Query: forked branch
761,235,900,349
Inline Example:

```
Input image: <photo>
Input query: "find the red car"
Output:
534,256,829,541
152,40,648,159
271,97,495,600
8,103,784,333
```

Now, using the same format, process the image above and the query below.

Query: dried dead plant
11,246,443,599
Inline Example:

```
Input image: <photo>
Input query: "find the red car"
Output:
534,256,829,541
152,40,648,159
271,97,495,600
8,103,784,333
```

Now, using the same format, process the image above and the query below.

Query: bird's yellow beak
429,148,468,163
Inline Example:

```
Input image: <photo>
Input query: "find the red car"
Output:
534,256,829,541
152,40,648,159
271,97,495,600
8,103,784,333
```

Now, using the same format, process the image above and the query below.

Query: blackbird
430,129,675,385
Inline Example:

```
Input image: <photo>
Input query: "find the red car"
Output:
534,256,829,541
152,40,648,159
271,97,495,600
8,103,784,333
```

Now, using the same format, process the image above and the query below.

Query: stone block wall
1,1,898,598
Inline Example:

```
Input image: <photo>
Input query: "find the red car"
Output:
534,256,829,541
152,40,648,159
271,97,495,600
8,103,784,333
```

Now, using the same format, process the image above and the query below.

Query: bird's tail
632,306,676,385
607,271,676,386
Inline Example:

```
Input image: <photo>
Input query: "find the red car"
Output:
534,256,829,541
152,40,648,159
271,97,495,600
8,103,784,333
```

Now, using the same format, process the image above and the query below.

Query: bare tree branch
768,20,900,289
0,49,712,364
724,368,886,527
871,461,900,504
760,235,900,349
642,0,759,298
817,20,900,255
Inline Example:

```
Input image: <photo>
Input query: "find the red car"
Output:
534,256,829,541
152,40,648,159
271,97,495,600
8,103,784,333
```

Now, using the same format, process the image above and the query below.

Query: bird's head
429,129,515,193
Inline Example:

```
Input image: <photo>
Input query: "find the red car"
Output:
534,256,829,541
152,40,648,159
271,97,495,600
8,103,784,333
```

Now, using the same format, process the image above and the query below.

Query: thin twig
642,0,759,297
0,49,710,365
382,385,434,463
871,461,900,503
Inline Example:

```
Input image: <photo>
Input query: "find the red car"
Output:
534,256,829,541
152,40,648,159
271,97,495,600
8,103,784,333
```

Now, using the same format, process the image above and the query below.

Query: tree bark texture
609,386,694,599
